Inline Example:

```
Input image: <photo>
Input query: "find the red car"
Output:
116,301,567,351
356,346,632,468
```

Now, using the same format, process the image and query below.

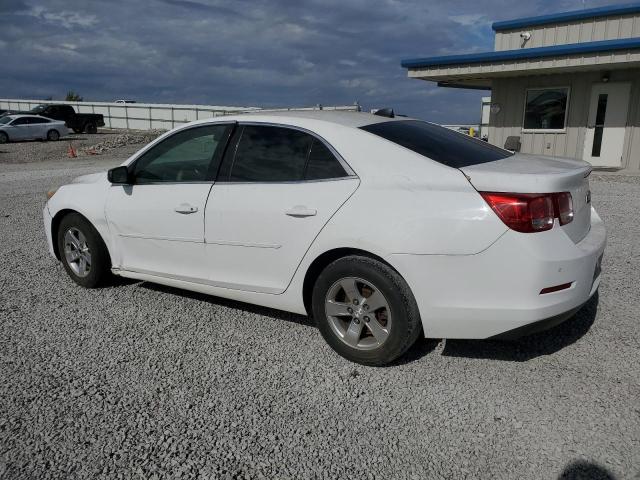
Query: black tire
72,127,83,134
46,129,60,141
312,255,422,366
57,213,111,288
84,122,97,134
0,132,8,144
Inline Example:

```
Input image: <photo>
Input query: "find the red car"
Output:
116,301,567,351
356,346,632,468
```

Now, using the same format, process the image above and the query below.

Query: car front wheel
57,213,111,288
84,123,97,134
312,255,422,366
0,132,8,144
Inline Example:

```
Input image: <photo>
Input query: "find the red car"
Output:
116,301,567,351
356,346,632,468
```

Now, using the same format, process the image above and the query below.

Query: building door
583,83,630,168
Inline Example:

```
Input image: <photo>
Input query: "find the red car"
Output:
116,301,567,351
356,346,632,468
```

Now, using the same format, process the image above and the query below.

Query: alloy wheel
324,276,392,350
63,227,91,277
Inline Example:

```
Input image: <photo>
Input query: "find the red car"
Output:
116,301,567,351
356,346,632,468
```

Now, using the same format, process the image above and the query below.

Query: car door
27,117,48,138
9,117,30,140
204,124,359,294
105,123,233,279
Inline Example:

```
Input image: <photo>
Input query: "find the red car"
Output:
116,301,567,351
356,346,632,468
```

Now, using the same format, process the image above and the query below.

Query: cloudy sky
0,0,624,123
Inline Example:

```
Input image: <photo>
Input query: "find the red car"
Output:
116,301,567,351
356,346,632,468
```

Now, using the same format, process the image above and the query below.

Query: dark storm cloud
0,0,627,123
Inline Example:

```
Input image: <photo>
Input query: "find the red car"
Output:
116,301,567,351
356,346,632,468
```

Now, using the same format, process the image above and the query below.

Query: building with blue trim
402,3,640,170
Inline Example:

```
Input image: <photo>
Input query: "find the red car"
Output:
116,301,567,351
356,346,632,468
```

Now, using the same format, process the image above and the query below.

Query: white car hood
71,172,106,184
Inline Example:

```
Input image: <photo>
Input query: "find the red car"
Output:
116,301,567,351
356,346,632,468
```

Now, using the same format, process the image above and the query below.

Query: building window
522,87,569,131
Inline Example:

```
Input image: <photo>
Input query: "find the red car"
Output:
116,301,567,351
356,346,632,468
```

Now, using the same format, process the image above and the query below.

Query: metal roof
401,37,640,69
492,2,640,31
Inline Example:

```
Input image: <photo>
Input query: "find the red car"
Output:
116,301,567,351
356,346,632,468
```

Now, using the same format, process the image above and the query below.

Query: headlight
46,189,58,199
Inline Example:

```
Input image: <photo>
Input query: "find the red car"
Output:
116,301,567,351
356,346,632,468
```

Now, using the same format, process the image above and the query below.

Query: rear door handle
285,206,317,217
174,203,198,214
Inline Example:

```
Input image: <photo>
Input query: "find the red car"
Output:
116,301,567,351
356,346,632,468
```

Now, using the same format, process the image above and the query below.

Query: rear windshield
360,120,513,168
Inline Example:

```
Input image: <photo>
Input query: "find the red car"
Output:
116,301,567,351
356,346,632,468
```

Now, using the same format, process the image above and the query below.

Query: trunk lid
460,153,592,243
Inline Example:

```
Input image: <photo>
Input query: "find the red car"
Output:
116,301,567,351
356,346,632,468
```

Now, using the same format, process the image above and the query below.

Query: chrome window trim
218,177,359,186
110,177,359,187
110,181,216,186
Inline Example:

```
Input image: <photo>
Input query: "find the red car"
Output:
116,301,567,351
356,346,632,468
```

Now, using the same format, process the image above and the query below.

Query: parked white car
43,111,606,365
0,114,69,143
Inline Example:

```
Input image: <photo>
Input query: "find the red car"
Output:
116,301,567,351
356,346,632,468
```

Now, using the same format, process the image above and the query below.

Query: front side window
11,117,29,126
132,125,230,183
523,88,569,130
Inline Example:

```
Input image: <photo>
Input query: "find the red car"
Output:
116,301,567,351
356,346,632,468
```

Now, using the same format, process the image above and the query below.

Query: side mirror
108,166,131,184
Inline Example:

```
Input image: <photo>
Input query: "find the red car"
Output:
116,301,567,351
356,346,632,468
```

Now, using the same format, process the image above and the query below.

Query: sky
0,0,627,123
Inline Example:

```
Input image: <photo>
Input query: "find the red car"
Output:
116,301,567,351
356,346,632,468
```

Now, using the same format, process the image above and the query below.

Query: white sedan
0,114,69,143
43,111,606,365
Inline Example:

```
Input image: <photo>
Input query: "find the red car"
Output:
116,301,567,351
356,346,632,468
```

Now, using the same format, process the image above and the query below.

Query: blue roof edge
492,2,640,31
401,37,640,69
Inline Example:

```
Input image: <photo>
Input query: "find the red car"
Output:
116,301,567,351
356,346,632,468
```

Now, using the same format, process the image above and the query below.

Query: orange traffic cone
67,143,77,158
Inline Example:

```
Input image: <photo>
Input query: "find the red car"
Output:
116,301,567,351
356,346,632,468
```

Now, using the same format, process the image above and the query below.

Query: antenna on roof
373,108,395,118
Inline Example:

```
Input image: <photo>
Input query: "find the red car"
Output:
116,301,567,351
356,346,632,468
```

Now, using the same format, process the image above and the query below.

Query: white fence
0,99,360,131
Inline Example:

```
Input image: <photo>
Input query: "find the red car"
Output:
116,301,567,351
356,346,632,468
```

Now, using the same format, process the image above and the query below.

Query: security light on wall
519,31,531,40
601,73,610,83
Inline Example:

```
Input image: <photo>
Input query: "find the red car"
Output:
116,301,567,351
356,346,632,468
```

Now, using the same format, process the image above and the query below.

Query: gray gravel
0,152,639,479
0,129,162,164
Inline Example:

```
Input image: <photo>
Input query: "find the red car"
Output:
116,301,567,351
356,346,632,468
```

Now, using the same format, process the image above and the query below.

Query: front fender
46,178,114,262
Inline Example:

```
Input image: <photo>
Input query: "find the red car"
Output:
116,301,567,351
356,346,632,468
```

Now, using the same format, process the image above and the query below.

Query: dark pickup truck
28,104,105,134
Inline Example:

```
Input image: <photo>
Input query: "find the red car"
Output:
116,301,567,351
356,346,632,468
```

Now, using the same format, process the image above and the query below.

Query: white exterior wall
0,99,359,130
487,68,640,171
494,13,640,51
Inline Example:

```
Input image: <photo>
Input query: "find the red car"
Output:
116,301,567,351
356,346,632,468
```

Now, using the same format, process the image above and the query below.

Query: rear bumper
489,303,585,339
389,207,606,339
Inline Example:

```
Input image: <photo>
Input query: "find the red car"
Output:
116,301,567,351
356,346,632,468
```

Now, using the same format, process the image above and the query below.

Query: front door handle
174,203,198,214
285,206,317,217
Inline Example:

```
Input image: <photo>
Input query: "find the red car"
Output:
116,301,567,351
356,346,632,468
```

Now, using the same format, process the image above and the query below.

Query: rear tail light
480,192,573,233
555,192,574,225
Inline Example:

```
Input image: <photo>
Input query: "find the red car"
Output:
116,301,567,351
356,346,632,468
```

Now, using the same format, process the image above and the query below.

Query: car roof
4,114,56,121
206,110,412,128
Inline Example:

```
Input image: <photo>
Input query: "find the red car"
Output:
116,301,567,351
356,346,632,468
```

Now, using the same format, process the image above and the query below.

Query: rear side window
360,120,513,168
305,139,347,180
222,125,346,182
229,126,310,182
28,117,49,124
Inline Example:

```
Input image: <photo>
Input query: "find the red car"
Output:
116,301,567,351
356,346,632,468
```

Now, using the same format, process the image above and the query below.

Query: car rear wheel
0,132,8,144
84,122,97,134
47,129,60,141
312,255,422,366
57,213,111,288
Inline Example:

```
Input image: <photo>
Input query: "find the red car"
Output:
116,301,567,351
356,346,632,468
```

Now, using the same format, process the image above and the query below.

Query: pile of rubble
82,130,165,155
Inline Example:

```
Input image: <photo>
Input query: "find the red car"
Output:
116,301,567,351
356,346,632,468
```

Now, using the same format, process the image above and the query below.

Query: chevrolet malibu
43,111,606,365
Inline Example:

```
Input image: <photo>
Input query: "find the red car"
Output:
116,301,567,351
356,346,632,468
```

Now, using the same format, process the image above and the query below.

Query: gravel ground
0,151,639,479
0,129,162,164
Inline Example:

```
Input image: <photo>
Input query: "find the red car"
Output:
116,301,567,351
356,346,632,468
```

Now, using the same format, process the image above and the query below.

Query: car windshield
29,105,47,114
360,120,513,168
0,116,12,125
